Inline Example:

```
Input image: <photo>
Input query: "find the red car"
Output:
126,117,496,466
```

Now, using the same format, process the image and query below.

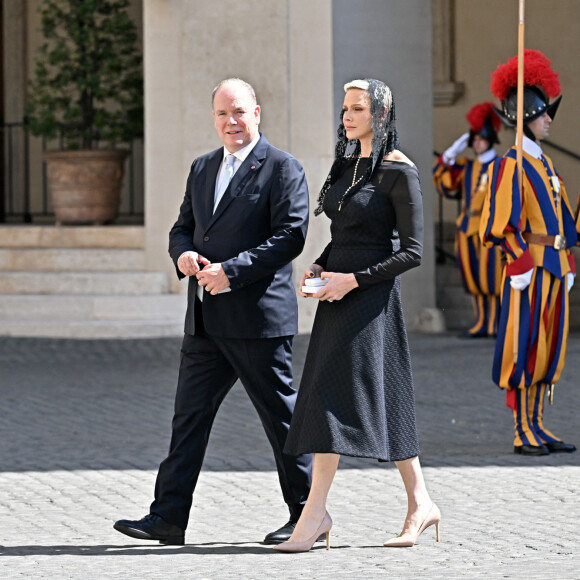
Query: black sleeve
313,241,333,269
354,166,424,288
168,164,197,280
220,156,309,289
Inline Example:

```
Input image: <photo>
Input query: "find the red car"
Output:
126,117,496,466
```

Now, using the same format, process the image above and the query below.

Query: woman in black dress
275,79,439,552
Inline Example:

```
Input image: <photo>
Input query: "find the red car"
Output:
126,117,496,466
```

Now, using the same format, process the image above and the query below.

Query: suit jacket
169,134,309,339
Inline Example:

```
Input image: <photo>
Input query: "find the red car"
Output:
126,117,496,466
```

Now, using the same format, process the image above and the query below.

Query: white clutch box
302,277,329,294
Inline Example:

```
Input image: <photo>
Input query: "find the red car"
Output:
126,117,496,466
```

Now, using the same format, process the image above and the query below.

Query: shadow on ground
1,333,578,472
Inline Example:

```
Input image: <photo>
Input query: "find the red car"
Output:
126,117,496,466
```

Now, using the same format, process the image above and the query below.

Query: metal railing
1,121,144,224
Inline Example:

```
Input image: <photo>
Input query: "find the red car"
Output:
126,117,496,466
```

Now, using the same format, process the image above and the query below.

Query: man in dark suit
114,78,312,545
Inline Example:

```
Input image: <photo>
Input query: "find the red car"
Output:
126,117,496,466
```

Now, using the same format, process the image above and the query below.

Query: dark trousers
150,308,312,530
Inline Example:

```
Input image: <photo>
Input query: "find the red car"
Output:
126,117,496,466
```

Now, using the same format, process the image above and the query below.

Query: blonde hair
344,79,392,110
344,79,370,92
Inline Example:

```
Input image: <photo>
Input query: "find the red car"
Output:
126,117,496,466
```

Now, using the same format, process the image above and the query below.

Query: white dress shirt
516,135,543,159
213,132,260,208
195,133,261,301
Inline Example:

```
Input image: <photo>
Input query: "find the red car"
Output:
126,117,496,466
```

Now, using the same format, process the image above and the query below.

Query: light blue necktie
213,154,236,213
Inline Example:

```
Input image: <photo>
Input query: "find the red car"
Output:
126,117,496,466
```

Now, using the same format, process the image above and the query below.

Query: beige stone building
434,0,580,224
1,0,579,337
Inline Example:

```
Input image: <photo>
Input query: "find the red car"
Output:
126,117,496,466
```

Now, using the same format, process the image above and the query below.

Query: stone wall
434,0,580,225
143,0,438,332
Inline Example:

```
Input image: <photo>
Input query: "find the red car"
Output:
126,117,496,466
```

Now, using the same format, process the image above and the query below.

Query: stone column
143,0,335,326
288,0,335,332
332,0,442,331
432,0,465,106
143,1,186,288
144,0,294,290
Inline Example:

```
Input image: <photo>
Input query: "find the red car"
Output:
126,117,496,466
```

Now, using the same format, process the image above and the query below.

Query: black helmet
495,85,562,127
466,102,501,147
491,50,562,130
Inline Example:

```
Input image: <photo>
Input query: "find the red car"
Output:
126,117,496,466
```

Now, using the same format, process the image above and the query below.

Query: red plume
490,49,560,101
466,102,501,133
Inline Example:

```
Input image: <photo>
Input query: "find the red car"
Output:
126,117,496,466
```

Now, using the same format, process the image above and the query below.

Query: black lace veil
314,78,399,216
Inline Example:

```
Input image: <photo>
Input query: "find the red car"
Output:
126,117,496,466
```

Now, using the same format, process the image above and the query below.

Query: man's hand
442,132,470,165
196,263,231,295
313,271,358,302
567,272,575,292
510,268,534,291
177,251,210,277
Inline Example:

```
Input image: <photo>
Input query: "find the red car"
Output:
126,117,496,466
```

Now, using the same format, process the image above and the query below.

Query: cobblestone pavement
0,332,578,579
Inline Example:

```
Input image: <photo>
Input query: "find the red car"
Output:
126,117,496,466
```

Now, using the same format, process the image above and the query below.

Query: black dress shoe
263,520,325,545
513,444,550,456
545,441,576,453
263,520,296,544
460,330,489,339
114,513,185,545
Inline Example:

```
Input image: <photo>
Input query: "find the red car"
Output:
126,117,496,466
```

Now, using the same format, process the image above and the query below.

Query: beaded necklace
338,155,365,211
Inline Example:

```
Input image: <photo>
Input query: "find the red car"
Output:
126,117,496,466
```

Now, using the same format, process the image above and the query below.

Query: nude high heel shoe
273,512,332,553
383,503,441,548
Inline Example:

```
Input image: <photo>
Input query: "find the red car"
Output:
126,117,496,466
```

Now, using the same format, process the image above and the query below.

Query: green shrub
26,0,144,150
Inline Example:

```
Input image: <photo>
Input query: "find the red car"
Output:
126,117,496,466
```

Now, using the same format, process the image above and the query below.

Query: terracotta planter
43,149,129,225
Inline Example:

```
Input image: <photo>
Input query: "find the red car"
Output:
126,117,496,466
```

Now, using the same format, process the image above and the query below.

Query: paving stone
0,333,578,579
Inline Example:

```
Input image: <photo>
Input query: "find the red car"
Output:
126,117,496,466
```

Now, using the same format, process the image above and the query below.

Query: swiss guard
433,103,503,337
480,49,577,456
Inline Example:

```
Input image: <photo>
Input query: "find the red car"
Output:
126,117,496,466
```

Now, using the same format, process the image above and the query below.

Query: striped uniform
433,155,503,336
480,144,578,447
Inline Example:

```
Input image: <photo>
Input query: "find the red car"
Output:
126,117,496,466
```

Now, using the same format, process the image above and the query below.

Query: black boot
514,444,550,456
545,441,576,453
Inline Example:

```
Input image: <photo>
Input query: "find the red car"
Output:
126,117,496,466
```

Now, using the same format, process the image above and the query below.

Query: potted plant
26,0,143,225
